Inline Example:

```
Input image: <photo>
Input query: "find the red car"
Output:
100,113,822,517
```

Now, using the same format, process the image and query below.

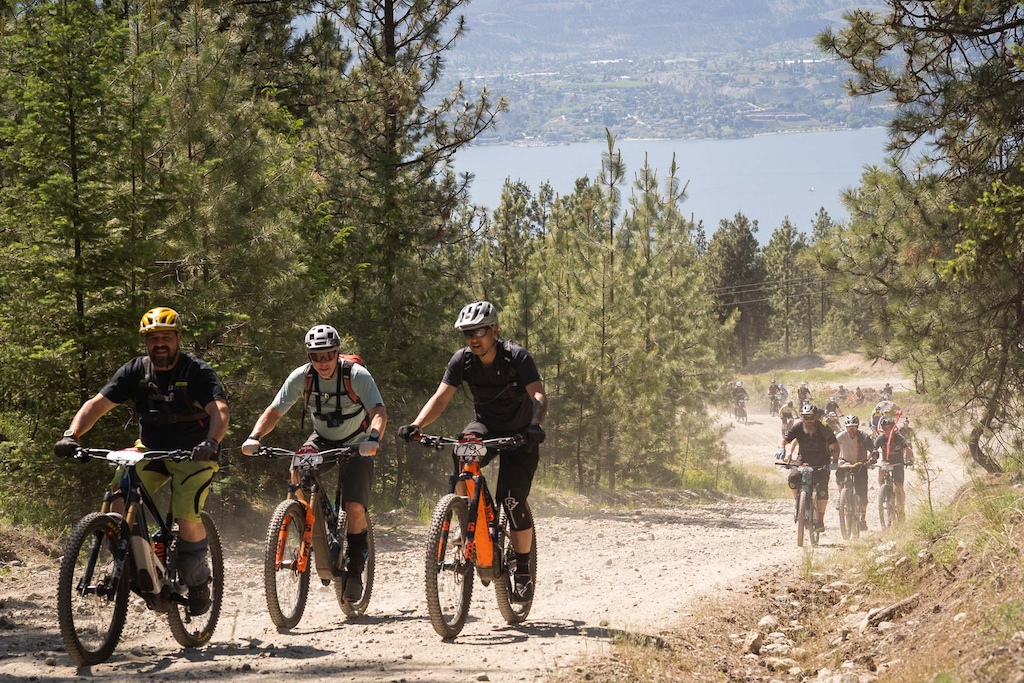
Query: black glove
55,436,79,459
526,424,546,446
397,424,421,443
191,438,220,462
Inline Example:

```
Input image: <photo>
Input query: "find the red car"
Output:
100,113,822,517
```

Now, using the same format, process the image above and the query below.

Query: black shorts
301,433,374,509
459,421,540,517
788,466,831,500
836,465,868,504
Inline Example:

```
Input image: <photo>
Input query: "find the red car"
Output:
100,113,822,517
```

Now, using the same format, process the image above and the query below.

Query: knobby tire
264,500,310,629
809,492,821,547
57,512,130,666
838,487,859,540
167,511,223,647
878,484,897,529
796,489,809,548
494,502,536,625
338,514,375,617
424,494,473,639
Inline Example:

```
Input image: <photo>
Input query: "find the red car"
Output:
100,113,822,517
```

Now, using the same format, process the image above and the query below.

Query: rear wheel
424,494,473,639
57,513,130,666
878,484,897,529
338,514,375,617
168,511,223,647
494,502,536,625
263,500,310,629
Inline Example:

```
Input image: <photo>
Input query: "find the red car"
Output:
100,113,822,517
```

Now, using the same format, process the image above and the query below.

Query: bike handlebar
255,445,360,462
75,447,192,466
773,461,831,471
415,433,525,451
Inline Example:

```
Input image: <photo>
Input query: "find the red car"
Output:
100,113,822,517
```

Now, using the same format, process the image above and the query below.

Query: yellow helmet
139,307,182,334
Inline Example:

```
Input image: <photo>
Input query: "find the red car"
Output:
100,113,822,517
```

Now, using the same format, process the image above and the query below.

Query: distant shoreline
475,125,889,149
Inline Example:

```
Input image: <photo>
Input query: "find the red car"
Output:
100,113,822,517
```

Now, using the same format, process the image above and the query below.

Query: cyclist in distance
398,301,548,604
836,385,848,403
241,324,387,603
824,395,842,417
880,382,894,401
775,403,839,532
779,400,796,435
797,381,811,406
873,415,914,518
54,307,229,615
835,414,874,530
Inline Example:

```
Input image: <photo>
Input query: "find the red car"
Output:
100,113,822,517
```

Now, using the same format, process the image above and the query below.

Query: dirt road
0,388,969,682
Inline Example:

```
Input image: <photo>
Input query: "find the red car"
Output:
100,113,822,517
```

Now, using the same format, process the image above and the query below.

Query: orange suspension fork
275,499,314,573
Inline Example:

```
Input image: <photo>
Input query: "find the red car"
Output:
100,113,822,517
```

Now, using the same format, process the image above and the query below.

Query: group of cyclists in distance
726,376,912,534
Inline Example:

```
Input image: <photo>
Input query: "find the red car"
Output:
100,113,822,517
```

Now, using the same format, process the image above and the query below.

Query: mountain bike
769,395,782,416
835,461,868,540
872,461,908,528
258,446,375,628
734,398,747,423
775,460,829,548
57,447,224,666
413,432,536,639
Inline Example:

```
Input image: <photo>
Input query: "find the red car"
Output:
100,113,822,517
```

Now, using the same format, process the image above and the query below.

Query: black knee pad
504,494,533,532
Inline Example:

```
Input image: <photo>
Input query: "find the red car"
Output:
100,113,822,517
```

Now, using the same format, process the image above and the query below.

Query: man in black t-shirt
873,416,914,517
774,403,839,531
398,301,548,604
54,307,229,615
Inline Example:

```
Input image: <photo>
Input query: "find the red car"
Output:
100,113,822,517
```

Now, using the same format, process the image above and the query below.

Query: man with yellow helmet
54,307,229,615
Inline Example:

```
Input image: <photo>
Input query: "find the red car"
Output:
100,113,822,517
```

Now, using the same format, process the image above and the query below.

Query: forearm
206,399,230,443
248,406,284,439
368,405,387,437
69,394,117,437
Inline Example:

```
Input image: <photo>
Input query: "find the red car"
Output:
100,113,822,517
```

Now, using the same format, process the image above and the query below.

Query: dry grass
555,474,1024,683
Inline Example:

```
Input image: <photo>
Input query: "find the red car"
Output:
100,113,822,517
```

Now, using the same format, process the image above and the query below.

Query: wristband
369,430,380,441
248,434,260,441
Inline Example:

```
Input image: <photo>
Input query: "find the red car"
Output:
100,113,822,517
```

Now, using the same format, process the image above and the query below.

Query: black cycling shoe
187,581,212,616
343,574,363,602
511,573,534,603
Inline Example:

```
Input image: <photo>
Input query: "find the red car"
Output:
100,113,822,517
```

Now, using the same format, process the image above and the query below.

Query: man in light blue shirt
242,324,387,602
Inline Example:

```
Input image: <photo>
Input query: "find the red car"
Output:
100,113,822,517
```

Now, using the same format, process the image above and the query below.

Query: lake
452,128,891,239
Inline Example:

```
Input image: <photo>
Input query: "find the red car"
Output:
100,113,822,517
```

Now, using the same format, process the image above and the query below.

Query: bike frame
85,449,189,604
265,448,355,582
422,435,523,577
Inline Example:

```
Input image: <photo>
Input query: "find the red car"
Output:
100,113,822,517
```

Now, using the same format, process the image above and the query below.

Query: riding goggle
462,326,490,339
308,350,339,363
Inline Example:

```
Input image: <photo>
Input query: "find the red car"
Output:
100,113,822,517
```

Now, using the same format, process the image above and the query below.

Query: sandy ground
0,372,971,682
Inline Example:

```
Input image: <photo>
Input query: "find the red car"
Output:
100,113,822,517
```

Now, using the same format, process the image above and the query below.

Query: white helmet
305,324,340,351
454,301,498,330
735,381,743,387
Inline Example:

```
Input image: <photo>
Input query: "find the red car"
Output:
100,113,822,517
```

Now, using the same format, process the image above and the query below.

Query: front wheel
878,484,897,529
494,502,536,625
338,513,375,617
838,487,859,540
809,493,821,547
57,512,131,666
264,500,310,629
167,511,223,647
424,494,474,639
796,489,809,548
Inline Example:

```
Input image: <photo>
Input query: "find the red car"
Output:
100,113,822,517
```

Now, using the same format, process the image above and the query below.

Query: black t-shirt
873,430,910,464
783,420,837,467
441,340,542,433
100,353,226,451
